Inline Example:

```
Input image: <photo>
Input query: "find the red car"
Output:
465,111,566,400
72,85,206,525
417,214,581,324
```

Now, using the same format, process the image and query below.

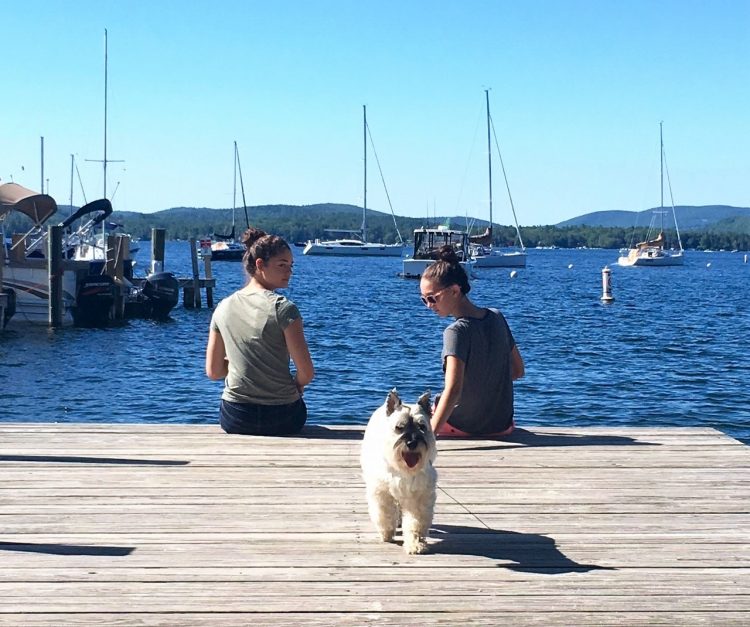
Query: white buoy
744,254,748,264
707,262,712,268
600,265,614,303
510,270,518,279
567,263,574,269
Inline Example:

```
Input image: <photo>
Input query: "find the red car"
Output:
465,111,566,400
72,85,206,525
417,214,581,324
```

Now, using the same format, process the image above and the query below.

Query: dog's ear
386,388,402,415
417,390,432,415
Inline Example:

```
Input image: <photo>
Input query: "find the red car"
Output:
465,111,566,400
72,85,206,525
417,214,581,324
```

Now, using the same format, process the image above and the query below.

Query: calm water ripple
1,243,748,444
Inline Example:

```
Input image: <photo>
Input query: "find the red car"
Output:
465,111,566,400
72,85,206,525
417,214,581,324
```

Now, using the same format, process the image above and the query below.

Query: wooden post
116,235,129,282
204,253,213,308
198,238,214,308
0,233,6,328
105,235,118,277
189,237,201,308
0,230,4,289
48,225,64,328
151,228,166,274
10,234,26,263
112,235,128,319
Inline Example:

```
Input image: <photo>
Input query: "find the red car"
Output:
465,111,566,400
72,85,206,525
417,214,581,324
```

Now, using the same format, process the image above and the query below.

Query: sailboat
618,122,684,267
469,90,526,268
210,141,248,261
303,106,404,257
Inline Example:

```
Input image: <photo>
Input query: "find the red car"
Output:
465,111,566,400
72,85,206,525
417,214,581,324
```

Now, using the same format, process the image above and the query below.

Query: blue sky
3,0,748,225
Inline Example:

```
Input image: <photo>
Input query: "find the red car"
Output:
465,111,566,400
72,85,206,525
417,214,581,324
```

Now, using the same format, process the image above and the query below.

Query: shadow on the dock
431,524,615,574
449,428,657,451
298,425,365,440
0,454,189,465
0,541,133,556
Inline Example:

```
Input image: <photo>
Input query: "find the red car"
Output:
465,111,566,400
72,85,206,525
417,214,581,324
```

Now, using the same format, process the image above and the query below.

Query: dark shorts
219,398,307,436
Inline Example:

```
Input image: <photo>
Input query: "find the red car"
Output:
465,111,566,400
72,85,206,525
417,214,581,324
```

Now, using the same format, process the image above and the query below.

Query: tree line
3,203,749,251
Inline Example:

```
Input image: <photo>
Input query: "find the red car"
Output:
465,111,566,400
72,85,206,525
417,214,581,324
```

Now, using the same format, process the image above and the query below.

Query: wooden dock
1,423,748,625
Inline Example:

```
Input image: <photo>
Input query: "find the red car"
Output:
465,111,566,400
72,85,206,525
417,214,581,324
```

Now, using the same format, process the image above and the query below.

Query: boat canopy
0,182,57,225
412,227,470,261
60,198,113,229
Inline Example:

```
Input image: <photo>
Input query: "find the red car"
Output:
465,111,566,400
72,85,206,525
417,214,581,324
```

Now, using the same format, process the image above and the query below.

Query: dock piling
107,235,129,319
48,225,64,327
151,228,166,274
0,232,6,328
200,239,214,308
189,238,202,308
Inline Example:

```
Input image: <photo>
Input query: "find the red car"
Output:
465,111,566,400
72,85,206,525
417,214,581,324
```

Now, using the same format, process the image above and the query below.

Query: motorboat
402,226,475,279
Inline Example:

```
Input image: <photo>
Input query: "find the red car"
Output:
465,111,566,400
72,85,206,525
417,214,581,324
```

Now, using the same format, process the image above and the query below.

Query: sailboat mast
40,136,45,193
69,155,74,218
232,141,237,234
485,90,493,230
659,121,664,233
104,29,108,202
101,29,109,245
363,104,367,243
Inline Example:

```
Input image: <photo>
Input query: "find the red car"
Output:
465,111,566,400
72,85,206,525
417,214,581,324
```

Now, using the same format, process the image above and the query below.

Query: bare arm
511,345,525,381
430,355,465,433
284,317,315,392
205,329,229,380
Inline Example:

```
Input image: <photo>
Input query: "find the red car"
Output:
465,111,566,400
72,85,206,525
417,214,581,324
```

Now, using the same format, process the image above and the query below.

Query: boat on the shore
618,122,684,267
303,106,404,257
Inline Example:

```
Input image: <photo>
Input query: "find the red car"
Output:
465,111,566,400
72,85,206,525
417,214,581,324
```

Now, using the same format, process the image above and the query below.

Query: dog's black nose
406,438,419,450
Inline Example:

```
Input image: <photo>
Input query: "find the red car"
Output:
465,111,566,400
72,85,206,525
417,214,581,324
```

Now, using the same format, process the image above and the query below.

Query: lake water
2,242,749,445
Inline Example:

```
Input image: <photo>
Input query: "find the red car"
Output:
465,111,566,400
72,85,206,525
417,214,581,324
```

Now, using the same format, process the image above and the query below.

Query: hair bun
436,244,460,265
241,227,267,250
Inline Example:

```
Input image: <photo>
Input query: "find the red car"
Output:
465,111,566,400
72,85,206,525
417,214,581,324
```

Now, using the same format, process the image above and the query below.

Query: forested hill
557,205,750,229
4,202,750,251
87,203,482,246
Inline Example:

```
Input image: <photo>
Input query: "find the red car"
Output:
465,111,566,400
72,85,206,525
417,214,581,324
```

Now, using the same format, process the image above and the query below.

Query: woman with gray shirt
420,245,524,437
206,227,314,435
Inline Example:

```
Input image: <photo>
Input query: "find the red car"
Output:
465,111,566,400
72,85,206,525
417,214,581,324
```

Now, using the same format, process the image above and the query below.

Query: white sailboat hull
617,249,685,267
303,240,404,257
472,250,527,268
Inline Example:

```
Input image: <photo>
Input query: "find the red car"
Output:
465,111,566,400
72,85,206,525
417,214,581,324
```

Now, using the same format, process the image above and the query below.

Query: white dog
360,389,437,554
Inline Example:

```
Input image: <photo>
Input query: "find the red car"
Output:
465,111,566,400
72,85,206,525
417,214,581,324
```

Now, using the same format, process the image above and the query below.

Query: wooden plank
0,422,747,625
0,613,747,626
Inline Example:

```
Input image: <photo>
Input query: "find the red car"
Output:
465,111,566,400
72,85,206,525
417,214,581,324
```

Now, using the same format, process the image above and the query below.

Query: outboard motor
142,271,179,319
73,273,116,327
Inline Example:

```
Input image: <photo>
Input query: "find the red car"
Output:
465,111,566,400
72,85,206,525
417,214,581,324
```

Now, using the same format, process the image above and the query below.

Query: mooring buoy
601,266,614,303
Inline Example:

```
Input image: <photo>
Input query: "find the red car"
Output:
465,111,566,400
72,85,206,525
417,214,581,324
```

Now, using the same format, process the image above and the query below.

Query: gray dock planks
1,423,748,625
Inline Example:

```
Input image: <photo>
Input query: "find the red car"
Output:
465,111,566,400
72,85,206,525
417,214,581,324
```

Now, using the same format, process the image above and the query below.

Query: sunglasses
420,288,448,306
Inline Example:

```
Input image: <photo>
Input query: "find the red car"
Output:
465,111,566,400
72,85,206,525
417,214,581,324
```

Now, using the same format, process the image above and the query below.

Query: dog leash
437,484,493,531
